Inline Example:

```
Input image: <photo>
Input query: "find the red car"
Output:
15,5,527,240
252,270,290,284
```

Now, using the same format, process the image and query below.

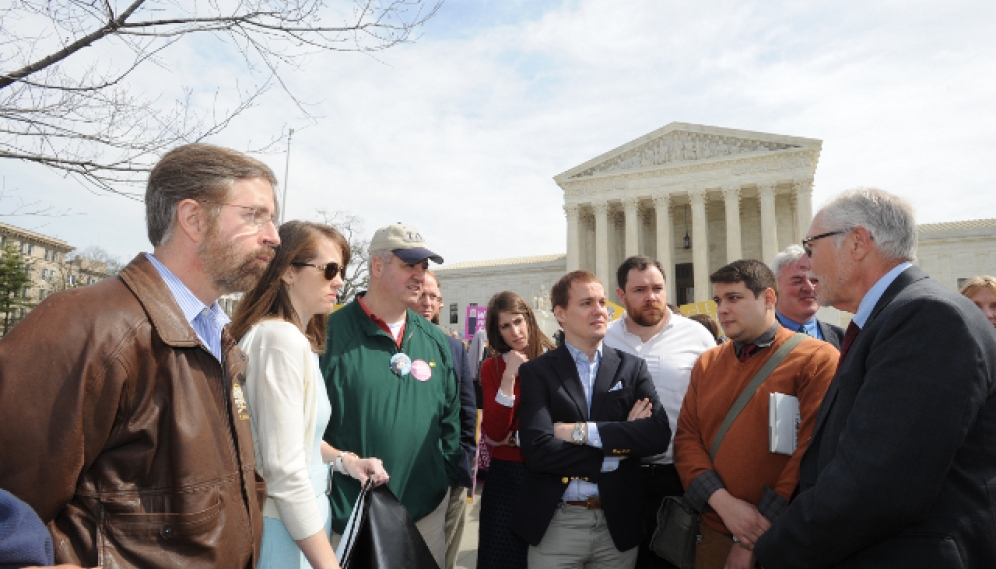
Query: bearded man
603,256,716,569
0,143,280,569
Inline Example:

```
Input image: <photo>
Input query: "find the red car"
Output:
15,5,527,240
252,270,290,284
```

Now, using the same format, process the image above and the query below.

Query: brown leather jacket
0,254,265,569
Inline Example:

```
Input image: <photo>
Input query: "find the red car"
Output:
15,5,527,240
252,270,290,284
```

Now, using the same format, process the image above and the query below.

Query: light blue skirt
259,467,333,569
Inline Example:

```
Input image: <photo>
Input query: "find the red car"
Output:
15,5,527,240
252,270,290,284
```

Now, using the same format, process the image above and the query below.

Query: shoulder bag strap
708,333,806,460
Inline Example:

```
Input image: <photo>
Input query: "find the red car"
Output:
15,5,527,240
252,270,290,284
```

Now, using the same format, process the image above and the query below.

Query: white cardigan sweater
239,319,327,540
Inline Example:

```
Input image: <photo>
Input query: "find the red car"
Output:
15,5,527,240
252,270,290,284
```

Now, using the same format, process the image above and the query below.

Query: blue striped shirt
145,253,230,361
562,341,620,502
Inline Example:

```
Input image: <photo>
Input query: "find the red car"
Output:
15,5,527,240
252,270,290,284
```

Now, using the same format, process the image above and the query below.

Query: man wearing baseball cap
320,223,462,567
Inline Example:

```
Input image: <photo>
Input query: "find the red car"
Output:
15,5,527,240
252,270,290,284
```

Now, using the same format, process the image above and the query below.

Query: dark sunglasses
801,228,851,257
291,262,345,280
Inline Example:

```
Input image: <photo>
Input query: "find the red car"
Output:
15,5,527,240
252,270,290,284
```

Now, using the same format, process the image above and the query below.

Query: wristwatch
334,451,358,477
571,422,586,445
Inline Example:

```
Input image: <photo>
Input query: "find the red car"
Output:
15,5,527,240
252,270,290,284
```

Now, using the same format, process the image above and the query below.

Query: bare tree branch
0,0,148,90
316,209,369,304
1,0,443,196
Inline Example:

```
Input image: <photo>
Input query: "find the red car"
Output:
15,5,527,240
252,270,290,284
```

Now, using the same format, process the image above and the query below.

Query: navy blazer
756,266,996,569
513,344,671,551
445,335,478,489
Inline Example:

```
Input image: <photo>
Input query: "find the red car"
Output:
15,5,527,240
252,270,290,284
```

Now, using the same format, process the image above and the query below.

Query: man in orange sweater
674,259,838,569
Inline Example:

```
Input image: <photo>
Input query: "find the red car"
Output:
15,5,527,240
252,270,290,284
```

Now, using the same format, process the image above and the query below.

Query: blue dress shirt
776,311,824,340
145,253,230,361
852,262,913,329
562,341,619,501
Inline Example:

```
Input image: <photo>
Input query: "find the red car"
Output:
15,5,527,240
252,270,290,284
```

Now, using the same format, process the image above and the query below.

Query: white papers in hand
769,392,800,455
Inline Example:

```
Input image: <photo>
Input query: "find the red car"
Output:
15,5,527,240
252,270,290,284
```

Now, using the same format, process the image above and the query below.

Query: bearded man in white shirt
603,255,716,569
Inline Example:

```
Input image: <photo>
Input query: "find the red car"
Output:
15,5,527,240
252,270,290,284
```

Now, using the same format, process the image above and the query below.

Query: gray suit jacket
756,266,996,569
817,320,844,349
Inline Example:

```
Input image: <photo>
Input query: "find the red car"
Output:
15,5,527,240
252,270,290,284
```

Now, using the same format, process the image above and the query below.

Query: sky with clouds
3,0,995,265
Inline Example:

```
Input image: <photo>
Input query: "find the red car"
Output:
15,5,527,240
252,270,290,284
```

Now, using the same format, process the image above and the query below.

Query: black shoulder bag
649,333,805,569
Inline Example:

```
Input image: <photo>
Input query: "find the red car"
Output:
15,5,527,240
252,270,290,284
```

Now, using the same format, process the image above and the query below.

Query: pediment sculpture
569,131,802,179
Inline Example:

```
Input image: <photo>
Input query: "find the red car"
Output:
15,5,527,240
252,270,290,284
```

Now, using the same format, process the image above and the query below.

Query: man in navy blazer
515,270,671,569
756,188,996,568
770,244,845,349
410,270,478,569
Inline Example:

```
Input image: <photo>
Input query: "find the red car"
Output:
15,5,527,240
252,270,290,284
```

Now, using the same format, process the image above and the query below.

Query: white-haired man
770,245,844,349
755,188,996,568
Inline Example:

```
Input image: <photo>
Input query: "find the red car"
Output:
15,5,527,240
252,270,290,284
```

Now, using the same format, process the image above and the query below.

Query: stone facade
917,219,996,291
434,217,996,335
0,222,112,333
435,123,996,336
556,122,820,304
1,222,74,325
433,254,567,338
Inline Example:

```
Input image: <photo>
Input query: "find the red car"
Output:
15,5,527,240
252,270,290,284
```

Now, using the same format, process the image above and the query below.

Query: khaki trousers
694,521,734,569
527,504,638,569
443,486,468,569
332,489,449,569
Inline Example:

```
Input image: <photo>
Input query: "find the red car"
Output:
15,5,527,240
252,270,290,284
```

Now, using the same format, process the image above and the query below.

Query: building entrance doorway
675,263,694,306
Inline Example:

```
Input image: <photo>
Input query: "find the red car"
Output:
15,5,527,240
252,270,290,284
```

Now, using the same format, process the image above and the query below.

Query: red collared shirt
356,296,406,348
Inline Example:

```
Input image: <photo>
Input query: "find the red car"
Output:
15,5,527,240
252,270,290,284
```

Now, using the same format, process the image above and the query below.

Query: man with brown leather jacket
0,143,281,569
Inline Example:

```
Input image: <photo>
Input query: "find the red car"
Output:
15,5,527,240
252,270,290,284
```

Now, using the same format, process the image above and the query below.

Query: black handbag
338,480,440,569
650,495,699,569
649,333,806,569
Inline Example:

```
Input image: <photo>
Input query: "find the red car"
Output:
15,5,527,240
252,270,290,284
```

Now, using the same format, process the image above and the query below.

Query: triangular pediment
555,122,821,182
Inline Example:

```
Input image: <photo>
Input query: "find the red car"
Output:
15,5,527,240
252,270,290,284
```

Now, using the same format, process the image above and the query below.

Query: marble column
623,197,640,258
565,203,581,272
758,182,779,263
722,184,742,263
653,194,674,302
790,194,799,244
593,201,610,289
688,189,709,303
794,179,814,242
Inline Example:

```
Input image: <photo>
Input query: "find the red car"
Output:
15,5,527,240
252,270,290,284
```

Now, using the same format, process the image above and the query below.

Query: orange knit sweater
674,326,838,534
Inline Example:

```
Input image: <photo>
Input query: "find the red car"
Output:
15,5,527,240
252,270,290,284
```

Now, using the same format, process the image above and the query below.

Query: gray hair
368,249,394,274
817,187,917,261
146,143,279,246
770,245,807,278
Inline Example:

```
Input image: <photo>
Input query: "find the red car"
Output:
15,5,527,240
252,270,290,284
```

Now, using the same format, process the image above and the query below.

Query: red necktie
839,321,860,362
737,343,758,362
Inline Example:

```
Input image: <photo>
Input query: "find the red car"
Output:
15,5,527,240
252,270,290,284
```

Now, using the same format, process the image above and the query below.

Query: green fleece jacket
320,300,461,533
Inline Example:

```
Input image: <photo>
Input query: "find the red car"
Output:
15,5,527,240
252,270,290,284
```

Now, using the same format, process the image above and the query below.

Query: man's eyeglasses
802,229,851,257
292,262,346,281
206,202,276,231
422,294,442,304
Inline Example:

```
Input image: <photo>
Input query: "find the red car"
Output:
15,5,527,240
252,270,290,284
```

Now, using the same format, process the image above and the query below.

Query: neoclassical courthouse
436,123,996,336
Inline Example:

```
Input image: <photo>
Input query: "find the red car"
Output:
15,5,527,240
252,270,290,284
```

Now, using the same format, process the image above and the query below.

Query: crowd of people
1,143,996,569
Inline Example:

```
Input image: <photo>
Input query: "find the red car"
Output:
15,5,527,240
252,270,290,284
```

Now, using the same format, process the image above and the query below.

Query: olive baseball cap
369,222,444,264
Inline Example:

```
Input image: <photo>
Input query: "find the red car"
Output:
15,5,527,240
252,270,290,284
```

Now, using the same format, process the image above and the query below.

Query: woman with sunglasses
477,291,556,569
231,221,389,569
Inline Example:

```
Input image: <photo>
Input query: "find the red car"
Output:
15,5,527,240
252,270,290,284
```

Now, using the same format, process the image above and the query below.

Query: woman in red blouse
477,291,555,569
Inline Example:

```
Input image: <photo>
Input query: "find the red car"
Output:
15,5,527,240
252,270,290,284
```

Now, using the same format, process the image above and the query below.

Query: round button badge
411,359,432,381
390,353,412,377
